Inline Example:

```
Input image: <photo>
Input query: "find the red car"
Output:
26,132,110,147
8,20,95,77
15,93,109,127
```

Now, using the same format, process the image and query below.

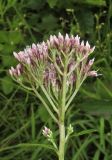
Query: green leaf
72,136,96,160
0,31,23,44
41,14,58,31
84,0,106,6
99,117,105,149
2,56,16,67
0,31,9,43
1,76,14,94
71,129,97,137
93,150,100,160
76,9,94,34
0,143,55,152
78,100,112,117
73,0,106,6
38,105,51,122
96,79,112,98
31,106,35,141
26,0,46,10
47,0,58,8
8,31,23,44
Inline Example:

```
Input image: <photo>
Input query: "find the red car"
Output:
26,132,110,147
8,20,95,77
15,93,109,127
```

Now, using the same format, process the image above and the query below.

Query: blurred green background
0,0,112,159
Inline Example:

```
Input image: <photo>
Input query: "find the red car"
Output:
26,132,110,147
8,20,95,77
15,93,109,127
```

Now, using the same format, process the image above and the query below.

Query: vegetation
0,0,112,159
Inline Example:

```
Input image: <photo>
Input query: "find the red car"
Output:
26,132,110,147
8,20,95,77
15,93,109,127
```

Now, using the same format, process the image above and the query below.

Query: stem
59,122,65,160
58,60,67,160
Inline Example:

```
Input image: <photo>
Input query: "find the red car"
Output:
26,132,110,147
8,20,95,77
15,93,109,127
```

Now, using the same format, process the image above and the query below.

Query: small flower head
42,126,52,138
9,64,22,77
88,58,95,66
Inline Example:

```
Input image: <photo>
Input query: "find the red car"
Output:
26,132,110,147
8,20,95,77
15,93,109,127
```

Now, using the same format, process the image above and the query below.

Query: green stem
58,61,67,160
59,122,65,160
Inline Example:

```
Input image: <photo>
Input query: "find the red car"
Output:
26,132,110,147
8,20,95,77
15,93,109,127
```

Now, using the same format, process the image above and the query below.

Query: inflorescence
9,33,97,91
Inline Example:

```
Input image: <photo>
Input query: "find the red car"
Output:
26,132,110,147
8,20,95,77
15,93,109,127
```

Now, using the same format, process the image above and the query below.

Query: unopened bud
67,124,73,135
42,126,52,138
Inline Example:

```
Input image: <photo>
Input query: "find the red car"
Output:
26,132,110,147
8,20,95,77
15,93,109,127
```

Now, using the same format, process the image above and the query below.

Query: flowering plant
9,33,97,160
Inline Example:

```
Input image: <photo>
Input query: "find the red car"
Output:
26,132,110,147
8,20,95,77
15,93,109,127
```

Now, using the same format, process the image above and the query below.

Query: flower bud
88,58,95,66
67,124,73,135
88,70,98,77
42,126,52,138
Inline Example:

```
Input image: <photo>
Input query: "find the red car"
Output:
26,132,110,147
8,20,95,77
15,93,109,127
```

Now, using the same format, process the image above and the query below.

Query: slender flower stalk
9,33,98,160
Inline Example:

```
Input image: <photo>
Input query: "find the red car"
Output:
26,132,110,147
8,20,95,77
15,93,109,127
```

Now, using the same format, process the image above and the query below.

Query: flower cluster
9,64,22,77
9,33,98,90
47,33,95,54
13,42,48,64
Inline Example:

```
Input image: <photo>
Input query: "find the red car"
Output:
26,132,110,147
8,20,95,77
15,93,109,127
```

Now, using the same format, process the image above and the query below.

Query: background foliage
0,0,112,159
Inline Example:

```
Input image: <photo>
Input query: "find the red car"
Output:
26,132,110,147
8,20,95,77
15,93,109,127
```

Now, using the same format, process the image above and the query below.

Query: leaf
41,14,58,31
93,150,100,160
84,0,106,6
26,0,46,10
47,0,58,8
0,31,9,43
96,79,112,98
99,117,105,149
2,55,16,67
71,129,97,137
1,76,14,94
73,0,106,6
72,136,96,160
0,31,23,44
0,143,55,152
76,9,94,34
78,100,112,117
38,105,51,122
8,31,23,44
31,106,35,141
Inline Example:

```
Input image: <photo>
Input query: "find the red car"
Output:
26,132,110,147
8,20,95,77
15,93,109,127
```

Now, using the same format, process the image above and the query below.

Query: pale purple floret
9,64,22,77
13,42,48,64
47,33,95,55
